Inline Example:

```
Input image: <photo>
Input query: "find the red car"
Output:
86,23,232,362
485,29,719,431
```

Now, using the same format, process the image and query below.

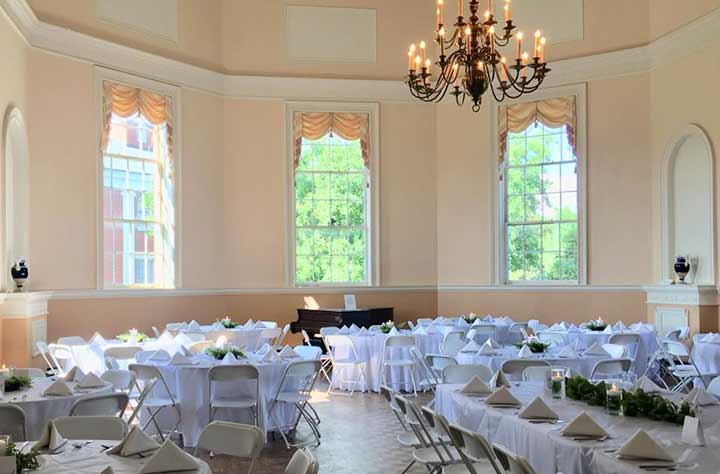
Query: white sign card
344,294,357,310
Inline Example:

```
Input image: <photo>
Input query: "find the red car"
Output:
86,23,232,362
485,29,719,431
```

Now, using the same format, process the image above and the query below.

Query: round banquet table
330,332,443,393
691,334,720,379
2,377,113,440
142,356,299,446
434,381,720,474
169,326,266,352
25,440,211,474
66,339,179,374
456,347,609,379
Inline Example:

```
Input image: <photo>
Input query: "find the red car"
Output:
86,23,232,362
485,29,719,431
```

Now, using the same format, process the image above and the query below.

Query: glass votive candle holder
606,382,622,416
550,368,565,399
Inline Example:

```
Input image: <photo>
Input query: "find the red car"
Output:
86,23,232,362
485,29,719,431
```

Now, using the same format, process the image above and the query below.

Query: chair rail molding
642,284,718,306
0,0,719,100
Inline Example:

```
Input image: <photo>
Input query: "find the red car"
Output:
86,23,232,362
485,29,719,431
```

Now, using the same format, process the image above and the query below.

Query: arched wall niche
659,123,716,284
2,106,30,291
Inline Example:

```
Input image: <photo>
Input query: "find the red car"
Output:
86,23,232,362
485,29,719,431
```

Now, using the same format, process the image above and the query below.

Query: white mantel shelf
642,284,718,306
1,291,53,318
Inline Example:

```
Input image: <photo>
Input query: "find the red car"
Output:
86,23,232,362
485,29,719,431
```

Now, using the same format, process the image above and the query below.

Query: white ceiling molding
1,0,718,101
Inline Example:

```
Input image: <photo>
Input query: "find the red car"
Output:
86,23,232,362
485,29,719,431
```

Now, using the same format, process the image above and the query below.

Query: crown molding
0,0,717,99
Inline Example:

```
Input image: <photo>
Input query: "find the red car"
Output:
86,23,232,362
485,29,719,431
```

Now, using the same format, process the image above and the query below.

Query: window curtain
498,96,576,166
101,81,174,155
293,112,370,170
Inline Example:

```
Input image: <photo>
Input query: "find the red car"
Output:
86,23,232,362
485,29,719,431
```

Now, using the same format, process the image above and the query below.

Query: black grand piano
290,307,393,347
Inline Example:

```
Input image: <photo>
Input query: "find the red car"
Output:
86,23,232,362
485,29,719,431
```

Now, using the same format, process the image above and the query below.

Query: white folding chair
69,393,129,417
275,324,291,348
284,448,319,474
195,421,263,474
47,343,79,373
521,366,552,382
493,444,536,474
380,384,410,433
407,321,416,330
441,331,467,357
468,325,496,345
57,336,87,346
293,345,321,360
500,360,550,381
608,333,640,361
589,359,633,381
661,341,708,391
53,416,128,440
442,364,493,384
151,326,161,338
536,332,566,346
261,321,279,328
425,354,458,379
664,328,682,341
707,377,720,397
324,335,369,396
301,329,312,346
0,404,27,441
380,335,419,396
268,359,322,449
417,318,434,326
104,346,142,368
447,422,505,474
128,364,182,441
260,327,283,346
208,365,259,426
12,368,45,379
101,369,135,392
507,323,529,345
601,343,628,359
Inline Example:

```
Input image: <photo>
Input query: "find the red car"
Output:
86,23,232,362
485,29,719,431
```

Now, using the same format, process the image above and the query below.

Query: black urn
11,259,28,292
674,256,690,284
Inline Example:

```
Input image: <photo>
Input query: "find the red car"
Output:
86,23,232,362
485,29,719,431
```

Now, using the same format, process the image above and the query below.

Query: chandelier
406,0,550,111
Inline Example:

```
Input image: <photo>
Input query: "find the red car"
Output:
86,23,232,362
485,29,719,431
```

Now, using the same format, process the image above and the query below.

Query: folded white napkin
485,386,521,406
614,321,627,331
486,338,501,349
188,320,200,330
388,327,399,335
633,376,665,393
179,345,193,357
456,318,469,328
461,375,493,395
556,345,578,358
34,421,67,451
460,340,482,353
561,412,608,437
279,346,301,359
685,387,720,407
42,379,73,397
254,321,268,329
702,333,715,343
413,326,427,335
357,327,370,335
584,342,610,356
158,331,174,344
490,370,511,388
100,467,115,474
478,341,496,355
349,324,360,332
174,333,194,349
602,325,614,334
482,315,494,322
337,326,351,335
551,322,568,331
567,323,579,331
178,322,189,330
108,426,160,457
518,396,559,420
77,372,105,388
243,319,255,329
261,349,281,363
149,350,171,362
517,344,534,358
90,332,106,345
169,352,194,366
221,352,238,365
616,430,674,462
139,440,199,474
63,366,85,382
211,322,224,330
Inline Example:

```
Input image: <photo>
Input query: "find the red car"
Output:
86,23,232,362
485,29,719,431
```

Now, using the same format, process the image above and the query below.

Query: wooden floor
195,385,431,474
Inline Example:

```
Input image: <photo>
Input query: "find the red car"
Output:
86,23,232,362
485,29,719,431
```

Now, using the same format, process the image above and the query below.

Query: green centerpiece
4,375,31,392
218,317,239,329
586,319,608,332
514,338,550,353
3,440,40,473
380,321,395,334
205,346,246,360
116,330,148,343
464,315,478,325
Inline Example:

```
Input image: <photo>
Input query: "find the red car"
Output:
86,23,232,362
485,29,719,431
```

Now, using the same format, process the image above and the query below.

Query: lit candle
504,0,511,22
425,58,432,70
415,55,422,70
452,63,459,81
437,0,444,24
516,32,523,59
606,382,622,415
534,30,541,58
539,36,547,63
484,10,490,22
497,57,507,81
408,50,413,70
465,26,471,49
419,41,426,64
477,60,484,70
488,25,495,53
521,52,528,78
457,0,462,17
487,0,492,14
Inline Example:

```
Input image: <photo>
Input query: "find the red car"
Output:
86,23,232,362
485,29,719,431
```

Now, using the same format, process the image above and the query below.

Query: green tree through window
295,133,368,285
505,122,578,282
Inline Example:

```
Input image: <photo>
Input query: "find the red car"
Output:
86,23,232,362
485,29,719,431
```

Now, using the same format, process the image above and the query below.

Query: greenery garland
116,332,148,343
514,340,550,353
564,376,694,425
205,346,245,360
4,440,40,472
4,375,32,392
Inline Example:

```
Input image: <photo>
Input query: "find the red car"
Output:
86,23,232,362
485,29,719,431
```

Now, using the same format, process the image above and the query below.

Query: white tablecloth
142,357,298,446
169,326,266,352
66,339,178,374
28,440,211,474
331,332,443,393
435,382,720,474
2,377,113,440
691,335,720,380
456,347,608,379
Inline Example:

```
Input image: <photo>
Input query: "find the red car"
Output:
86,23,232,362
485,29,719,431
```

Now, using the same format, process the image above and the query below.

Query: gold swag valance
101,81,174,155
498,96,577,165
293,112,370,170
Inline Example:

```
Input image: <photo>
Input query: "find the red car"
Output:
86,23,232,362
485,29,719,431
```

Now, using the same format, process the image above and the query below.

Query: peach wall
650,0,720,39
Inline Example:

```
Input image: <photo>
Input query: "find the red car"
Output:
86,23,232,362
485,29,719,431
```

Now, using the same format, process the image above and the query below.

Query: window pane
543,133,563,163
295,172,313,201
347,145,364,170
330,174,349,199
508,138,525,166
329,145,346,171
542,193,560,221
314,174,331,199
296,200,315,227
506,167,524,195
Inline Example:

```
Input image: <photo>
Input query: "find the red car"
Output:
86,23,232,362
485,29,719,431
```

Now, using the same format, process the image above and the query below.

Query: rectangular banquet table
435,382,720,474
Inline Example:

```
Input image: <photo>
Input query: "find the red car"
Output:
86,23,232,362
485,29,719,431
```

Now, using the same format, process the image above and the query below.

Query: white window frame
95,67,182,289
285,101,380,287
491,83,587,286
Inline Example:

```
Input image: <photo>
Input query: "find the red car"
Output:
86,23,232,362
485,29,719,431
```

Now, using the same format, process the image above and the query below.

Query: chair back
589,359,632,380
128,363,175,401
57,336,86,346
101,369,136,392
70,393,129,417
260,321,279,328
448,422,504,474
127,377,158,425
105,356,120,370
522,366,552,382
195,421,263,461
36,342,60,375
275,324,291,348
493,444,536,474
664,328,682,341
209,365,259,382
500,359,551,381
708,377,720,397
663,340,690,357
441,331,466,357
53,416,127,440
384,335,415,348
151,326,161,338
319,327,340,337
48,343,77,367
275,360,321,399
324,335,362,363
293,345,321,360
442,364,493,383
189,340,214,354
426,354,458,374
301,329,312,345
536,332,566,346
284,448,319,474
104,346,142,361
0,404,26,441
601,343,627,359
608,333,640,345
260,327,282,344
507,323,529,344
12,368,45,379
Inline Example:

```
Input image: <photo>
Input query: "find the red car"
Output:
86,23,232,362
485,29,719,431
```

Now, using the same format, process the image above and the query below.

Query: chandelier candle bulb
414,55,421,70
521,52,528,78
534,30,541,57
457,0,462,17
437,0,444,25
489,25,496,52
487,0,492,14
497,58,506,81
504,0,511,22
539,36,546,62
516,32,523,59
484,10,490,21
419,41,426,64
